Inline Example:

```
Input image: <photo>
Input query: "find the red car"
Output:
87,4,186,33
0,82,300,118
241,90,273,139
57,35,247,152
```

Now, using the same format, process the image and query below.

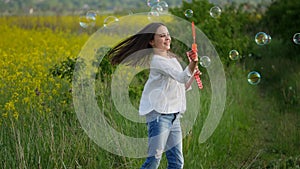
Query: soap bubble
184,9,193,18
158,1,169,13
247,71,261,85
265,35,271,44
79,17,90,29
229,50,239,60
255,32,271,45
151,4,163,13
210,6,222,18
86,10,97,21
293,33,300,45
200,56,211,68
79,11,97,29
79,17,94,28
147,0,160,7
103,16,119,28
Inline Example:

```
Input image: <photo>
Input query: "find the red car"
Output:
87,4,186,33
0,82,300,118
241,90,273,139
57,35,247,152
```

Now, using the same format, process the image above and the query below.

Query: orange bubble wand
191,21,203,89
192,21,197,51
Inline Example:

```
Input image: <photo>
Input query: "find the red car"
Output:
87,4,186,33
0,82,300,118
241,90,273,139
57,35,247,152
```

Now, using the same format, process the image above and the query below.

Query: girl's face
149,25,171,52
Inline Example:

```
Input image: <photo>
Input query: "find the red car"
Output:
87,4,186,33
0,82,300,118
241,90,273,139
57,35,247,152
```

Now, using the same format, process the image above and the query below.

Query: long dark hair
108,22,165,66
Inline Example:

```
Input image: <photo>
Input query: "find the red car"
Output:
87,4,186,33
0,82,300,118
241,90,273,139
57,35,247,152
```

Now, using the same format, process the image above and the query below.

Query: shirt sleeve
151,56,192,84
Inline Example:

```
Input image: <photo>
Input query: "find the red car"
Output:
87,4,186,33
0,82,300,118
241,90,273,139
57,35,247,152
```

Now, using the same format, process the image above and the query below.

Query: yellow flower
256,14,262,20
46,108,51,113
52,89,57,95
4,101,15,111
55,83,61,89
22,97,30,104
62,100,67,105
13,112,19,120
2,112,8,118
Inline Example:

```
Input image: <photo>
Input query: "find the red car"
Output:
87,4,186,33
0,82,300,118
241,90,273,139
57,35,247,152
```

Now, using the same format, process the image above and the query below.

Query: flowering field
0,17,88,123
0,16,93,168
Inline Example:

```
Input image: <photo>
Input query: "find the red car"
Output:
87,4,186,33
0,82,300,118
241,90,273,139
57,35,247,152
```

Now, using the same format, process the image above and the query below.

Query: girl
108,22,198,169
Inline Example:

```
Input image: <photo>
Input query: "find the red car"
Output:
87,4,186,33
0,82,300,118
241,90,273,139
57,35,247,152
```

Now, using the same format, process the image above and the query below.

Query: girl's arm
185,75,194,90
185,66,201,90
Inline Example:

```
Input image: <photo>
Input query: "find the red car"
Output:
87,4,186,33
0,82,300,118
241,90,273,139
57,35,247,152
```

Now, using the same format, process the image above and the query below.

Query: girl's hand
186,50,198,62
194,66,202,76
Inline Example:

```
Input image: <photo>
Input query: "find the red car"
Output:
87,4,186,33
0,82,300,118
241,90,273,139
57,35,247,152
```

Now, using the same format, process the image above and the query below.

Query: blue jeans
141,112,184,169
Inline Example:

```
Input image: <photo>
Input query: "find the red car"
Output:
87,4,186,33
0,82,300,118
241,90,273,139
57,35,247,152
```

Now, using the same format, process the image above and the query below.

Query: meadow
0,14,299,169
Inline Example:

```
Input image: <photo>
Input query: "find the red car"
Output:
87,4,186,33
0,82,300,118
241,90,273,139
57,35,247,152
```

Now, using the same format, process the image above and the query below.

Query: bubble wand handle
191,21,203,89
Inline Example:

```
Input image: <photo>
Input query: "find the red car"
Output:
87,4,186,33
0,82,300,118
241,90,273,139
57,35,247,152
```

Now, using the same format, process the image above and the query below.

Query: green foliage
256,0,300,65
244,0,300,110
169,0,257,65
169,0,299,111
50,57,77,82
49,53,112,82
244,39,300,111
260,0,300,44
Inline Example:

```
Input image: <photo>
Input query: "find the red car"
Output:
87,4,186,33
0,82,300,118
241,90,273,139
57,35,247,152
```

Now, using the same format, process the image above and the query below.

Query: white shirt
139,54,192,115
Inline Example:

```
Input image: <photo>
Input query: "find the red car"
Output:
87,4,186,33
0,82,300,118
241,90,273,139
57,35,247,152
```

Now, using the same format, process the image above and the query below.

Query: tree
261,0,300,44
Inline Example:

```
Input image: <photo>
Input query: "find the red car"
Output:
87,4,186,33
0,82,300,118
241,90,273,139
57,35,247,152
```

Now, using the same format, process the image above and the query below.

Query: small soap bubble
255,32,271,45
158,1,169,13
293,33,300,45
184,9,193,18
86,11,97,21
147,0,160,7
79,16,89,29
266,35,271,44
79,11,98,29
103,16,119,28
151,4,163,13
247,71,261,85
200,56,211,68
229,50,240,60
79,17,93,29
210,6,222,18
